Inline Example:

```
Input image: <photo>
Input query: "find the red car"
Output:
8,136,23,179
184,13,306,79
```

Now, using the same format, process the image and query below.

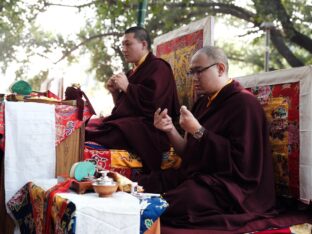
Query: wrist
123,83,129,93
111,90,119,96
192,126,205,140
166,127,177,136
188,123,201,135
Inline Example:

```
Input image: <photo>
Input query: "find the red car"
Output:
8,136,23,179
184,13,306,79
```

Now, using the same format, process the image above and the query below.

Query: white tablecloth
58,191,140,234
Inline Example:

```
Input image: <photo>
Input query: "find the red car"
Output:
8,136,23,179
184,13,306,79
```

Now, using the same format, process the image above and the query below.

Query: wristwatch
192,126,206,140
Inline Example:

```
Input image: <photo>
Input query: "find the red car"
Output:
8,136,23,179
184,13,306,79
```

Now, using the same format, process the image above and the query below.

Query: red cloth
255,228,291,233
55,104,93,145
64,87,96,121
85,52,180,172
0,102,4,151
83,145,134,179
84,145,112,170
45,179,73,234
47,90,61,100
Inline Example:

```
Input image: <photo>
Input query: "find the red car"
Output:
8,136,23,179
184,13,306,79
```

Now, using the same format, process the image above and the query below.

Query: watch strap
193,126,205,139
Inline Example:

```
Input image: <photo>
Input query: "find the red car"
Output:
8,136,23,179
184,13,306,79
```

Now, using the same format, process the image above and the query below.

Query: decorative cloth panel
236,65,312,203
247,83,299,198
154,16,213,108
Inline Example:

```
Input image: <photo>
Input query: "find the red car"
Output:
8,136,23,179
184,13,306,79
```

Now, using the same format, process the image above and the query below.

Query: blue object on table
139,196,168,234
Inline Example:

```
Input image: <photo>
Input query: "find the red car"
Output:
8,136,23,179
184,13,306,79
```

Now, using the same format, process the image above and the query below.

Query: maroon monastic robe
161,80,277,229
85,52,180,172
140,81,311,232
139,81,275,233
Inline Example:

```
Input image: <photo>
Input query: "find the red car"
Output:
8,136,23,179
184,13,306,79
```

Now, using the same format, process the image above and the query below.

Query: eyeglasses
187,63,218,77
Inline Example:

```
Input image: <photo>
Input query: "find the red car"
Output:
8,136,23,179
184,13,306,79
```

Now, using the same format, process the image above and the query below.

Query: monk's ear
217,63,226,77
141,40,148,50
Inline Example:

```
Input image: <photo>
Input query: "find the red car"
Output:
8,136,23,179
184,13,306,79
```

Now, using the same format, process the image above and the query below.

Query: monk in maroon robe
85,27,180,172
140,46,311,233
156,80,277,231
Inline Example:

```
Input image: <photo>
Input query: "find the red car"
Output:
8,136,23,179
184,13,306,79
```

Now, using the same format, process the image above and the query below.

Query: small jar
131,182,138,194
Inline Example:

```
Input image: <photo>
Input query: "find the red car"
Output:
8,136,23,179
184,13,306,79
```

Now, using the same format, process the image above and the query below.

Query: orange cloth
132,52,149,73
207,79,233,107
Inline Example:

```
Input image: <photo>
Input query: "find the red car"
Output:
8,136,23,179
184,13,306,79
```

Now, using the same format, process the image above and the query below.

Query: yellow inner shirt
207,79,233,107
132,52,149,73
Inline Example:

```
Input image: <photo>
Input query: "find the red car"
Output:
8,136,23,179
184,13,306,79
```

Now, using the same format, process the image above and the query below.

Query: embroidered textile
7,182,75,234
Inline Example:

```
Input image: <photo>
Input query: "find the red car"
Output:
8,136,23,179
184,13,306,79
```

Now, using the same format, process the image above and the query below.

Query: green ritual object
10,80,32,95
70,161,96,181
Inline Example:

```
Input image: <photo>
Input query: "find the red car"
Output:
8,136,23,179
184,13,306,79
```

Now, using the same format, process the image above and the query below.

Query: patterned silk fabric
139,196,168,234
7,181,169,234
248,83,300,199
7,182,75,234
84,141,182,181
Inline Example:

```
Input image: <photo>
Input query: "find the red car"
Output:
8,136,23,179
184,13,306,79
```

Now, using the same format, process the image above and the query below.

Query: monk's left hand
154,108,174,133
179,105,201,134
112,73,129,92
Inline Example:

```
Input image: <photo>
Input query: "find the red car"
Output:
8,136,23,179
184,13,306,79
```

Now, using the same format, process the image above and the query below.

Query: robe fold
85,52,180,172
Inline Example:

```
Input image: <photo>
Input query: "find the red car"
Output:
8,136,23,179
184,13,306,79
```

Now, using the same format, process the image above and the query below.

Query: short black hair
197,46,229,74
125,26,151,50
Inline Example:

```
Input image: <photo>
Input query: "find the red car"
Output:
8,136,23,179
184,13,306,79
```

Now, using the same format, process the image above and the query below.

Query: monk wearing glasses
140,46,278,232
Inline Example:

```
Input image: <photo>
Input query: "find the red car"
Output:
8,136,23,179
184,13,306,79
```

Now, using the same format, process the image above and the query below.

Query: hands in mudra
154,105,201,134
106,73,129,93
179,106,201,134
154,108,174,133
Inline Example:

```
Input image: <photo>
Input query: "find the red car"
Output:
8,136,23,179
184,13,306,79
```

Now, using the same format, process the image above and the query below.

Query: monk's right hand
106,76,118,93
154,108,174,133
180,105,201,134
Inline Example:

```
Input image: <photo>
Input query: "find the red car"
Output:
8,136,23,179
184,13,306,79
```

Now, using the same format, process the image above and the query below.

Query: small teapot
94,170,117,186
92,170,118,197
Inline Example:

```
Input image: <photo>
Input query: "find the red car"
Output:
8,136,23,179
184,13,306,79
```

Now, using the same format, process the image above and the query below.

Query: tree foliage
1,0,311,84
0,0,59,74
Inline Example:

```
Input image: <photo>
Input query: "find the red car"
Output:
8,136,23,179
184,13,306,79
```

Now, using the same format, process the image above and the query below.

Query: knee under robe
85,52,180,172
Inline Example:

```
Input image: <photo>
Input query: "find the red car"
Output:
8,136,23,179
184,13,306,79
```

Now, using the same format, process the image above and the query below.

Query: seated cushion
83,141,182,180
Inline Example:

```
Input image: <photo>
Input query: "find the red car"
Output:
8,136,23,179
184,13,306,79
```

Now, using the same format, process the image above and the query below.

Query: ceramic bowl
92,183,118,197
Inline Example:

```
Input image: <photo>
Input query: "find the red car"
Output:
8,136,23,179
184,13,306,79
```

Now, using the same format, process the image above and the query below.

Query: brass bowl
92,183,118,197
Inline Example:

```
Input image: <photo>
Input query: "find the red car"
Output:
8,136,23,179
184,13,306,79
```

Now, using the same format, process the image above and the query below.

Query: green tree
1,0,311,84
0,0,59,77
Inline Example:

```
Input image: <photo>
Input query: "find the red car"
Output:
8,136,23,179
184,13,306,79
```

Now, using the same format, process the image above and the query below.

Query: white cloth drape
4,102,56,206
